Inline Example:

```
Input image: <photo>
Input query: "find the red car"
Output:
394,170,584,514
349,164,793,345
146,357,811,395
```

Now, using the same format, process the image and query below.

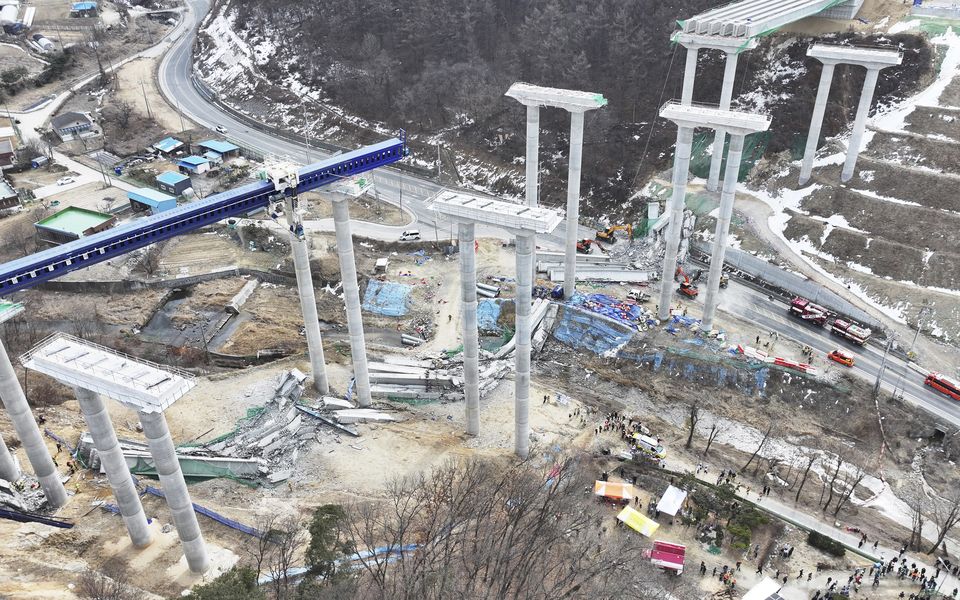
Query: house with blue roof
178,155,209,175
128,188,176,215
70,2,98,17
156,171,191,196
198,139,240,159
153,137,184,155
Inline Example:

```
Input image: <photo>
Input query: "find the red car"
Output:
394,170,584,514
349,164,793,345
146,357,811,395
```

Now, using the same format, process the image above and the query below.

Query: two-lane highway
158,0,960,428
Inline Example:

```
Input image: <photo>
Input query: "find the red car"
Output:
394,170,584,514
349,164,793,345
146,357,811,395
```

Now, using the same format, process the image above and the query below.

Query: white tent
741,577,784,600
655,485,688,516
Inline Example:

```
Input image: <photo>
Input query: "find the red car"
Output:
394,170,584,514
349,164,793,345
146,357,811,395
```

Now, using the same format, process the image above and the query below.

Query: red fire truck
830,318,872,346
788,297,830,326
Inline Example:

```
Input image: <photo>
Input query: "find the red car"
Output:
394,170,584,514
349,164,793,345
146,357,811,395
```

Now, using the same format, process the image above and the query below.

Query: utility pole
175,96,186,134
139,79,153,120
873,332,895,400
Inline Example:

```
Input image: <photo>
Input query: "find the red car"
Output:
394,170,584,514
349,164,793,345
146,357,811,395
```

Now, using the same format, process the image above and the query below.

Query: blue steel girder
0,137,405,296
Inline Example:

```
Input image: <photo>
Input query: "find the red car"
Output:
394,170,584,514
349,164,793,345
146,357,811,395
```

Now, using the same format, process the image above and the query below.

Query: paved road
157,0,581,249
158,0,959,428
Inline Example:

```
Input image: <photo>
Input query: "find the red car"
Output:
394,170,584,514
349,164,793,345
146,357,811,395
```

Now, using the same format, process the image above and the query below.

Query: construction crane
676,266,698,298
0,136,406,295
595,223,633,243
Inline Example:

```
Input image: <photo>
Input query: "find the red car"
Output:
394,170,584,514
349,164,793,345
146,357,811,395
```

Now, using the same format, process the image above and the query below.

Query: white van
399,230,421,241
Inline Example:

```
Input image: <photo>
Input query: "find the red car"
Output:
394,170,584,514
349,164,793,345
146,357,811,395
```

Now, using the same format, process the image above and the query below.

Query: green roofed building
35,206,117,245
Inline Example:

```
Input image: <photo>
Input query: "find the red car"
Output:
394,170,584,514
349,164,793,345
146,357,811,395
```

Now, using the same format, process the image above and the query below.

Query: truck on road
830,318,872,345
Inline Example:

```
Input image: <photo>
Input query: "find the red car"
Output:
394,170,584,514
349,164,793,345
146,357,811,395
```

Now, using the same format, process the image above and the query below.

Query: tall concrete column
0,338,67,507
799,62,837,186
707,51,740,192
331,198,371,407
658,126,695,321
0,433,19,482
841,67,880,183
563,111,585,299
681,45,699,105
289,233,329,394
459,223,480,436
701,134,746,331
75,387,151,548
514,233,535,459
525,105,540,208
138,410,209,574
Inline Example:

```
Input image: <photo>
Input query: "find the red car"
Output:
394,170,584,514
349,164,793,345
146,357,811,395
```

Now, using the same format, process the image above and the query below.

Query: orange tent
593,480,634,501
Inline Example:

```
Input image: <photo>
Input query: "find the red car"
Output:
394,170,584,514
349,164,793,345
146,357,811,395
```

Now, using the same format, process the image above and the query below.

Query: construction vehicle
676,266,699,298
788,297,831,326
830,318,872,346
596,224,633,243
719,273,729,288
827,349,855,367
576,239,598,254
627,289,650,303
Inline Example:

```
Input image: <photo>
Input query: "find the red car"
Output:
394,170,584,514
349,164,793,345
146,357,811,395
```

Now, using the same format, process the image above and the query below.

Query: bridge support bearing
0,337,67,508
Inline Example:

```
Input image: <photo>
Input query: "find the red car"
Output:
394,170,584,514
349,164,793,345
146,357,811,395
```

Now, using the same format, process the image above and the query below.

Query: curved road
157,0,960,427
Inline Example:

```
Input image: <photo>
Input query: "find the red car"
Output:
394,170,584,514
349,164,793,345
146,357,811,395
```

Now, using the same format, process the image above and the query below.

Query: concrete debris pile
0,477,46,513
538,249,658,284
198,369,314,478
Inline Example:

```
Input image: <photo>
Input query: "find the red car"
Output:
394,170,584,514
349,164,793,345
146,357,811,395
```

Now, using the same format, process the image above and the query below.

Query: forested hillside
201,0,931,219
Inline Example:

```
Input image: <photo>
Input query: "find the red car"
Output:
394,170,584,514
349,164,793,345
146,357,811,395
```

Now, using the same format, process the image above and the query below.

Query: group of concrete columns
288,196,372,407
799,62,884,185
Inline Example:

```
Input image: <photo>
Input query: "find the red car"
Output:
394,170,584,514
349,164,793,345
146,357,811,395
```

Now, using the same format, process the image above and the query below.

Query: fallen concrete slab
334,409,397,424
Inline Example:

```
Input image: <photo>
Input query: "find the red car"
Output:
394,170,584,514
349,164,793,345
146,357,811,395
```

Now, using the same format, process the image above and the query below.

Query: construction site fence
35,266,297,294
911,4,960,18
690,242,883,332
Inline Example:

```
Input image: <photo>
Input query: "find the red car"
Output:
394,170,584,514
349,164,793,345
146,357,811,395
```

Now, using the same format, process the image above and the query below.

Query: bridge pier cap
671,31,759,54
658,101,771,137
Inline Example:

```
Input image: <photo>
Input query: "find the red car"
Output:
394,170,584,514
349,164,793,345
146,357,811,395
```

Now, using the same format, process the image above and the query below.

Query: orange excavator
596,224,633,243
577,239,602,254
676,266,699,298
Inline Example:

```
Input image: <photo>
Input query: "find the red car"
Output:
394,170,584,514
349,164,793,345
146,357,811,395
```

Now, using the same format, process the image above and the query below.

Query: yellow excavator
596,224,633,243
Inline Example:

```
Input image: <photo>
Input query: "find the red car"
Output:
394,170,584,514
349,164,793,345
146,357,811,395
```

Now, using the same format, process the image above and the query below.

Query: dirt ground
301,190,407,226
781,0,911,36
0,44,47,77
113,57,193,133
17,287,168,330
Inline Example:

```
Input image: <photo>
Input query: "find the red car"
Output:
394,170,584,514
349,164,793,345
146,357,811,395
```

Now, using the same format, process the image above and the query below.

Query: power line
630,44,678,190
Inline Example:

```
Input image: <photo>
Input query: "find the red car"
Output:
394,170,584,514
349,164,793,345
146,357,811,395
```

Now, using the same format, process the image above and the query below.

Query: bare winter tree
266,514,309,600
344,455,698,600
742,423,773,472
831,465,866,517
927,488,960,555
245,513,279,580
703,420,721,455
905,488,927,551
77,559,144,600
794,453,818,503
136,242,167,277
820,455,845,512
686,402,699,449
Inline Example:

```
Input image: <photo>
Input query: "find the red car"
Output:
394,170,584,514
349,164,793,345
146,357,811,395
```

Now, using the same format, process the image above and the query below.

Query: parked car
827,350,854,367
399,229,421,241
56,176,76,186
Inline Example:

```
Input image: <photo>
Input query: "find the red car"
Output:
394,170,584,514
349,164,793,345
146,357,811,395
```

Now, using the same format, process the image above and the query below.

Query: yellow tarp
617,506,660,537
593,480,634,500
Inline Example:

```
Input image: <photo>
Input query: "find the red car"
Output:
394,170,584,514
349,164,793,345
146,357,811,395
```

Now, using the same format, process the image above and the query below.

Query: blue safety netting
552,305,635,356
362,280,413,317
567,293,655,330
476,299,502,333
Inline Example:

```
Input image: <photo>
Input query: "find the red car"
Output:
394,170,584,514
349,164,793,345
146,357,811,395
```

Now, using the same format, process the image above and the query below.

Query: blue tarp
567,293,651,329
477,299,502,333
362,280,413,317
552,305,635,355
